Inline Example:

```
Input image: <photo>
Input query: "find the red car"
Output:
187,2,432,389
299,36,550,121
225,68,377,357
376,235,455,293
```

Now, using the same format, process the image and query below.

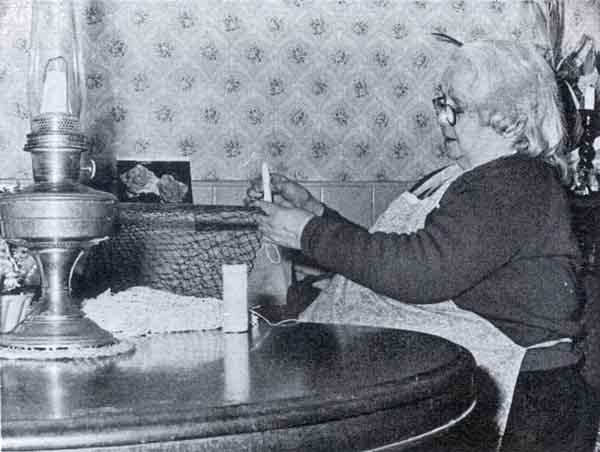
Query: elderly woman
248,41,598,451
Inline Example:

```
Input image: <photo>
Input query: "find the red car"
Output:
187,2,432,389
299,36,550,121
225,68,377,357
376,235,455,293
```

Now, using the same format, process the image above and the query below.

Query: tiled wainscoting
0,179,413,305
192,180,415,228
0,178,414,306
1,179,414,229
197,179,415,304
194,179,415,306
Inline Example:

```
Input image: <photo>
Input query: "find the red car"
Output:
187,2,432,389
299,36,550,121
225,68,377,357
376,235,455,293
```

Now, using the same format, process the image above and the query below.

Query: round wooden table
2,323,476,451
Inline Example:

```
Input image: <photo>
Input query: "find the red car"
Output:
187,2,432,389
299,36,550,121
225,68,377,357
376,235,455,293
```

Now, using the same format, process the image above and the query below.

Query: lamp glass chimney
27,0,83,125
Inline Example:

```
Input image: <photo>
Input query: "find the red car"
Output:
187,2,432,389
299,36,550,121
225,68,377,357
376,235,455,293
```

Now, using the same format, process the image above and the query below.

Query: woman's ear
487,110,526,141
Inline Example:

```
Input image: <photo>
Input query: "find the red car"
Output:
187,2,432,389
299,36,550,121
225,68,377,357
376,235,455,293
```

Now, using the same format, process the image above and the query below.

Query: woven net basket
77,204,262,299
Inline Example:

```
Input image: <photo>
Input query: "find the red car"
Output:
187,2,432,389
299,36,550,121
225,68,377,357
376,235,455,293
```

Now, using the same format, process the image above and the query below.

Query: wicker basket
76,204,262,299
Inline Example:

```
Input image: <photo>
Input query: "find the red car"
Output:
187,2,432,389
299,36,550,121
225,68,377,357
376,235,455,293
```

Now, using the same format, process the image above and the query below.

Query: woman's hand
249,200,315,250
246,173,324,216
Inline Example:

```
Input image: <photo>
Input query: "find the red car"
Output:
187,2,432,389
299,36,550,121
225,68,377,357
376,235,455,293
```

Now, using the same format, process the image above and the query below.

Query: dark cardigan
301,154,583,347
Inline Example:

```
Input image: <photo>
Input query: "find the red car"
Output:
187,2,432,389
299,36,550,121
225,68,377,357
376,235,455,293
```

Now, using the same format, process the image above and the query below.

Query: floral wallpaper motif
0,0,594,183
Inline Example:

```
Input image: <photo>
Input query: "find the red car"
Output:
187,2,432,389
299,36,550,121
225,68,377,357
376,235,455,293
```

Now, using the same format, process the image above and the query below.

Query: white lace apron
299,165,552,449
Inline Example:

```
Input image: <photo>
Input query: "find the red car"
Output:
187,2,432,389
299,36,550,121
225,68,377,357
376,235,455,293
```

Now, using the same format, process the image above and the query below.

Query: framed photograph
117,160,193,203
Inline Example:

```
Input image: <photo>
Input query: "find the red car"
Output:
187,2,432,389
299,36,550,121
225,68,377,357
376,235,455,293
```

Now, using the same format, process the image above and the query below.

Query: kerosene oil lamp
0,0,131,359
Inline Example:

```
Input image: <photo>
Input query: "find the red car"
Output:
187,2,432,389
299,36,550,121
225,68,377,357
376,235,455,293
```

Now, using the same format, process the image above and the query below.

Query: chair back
569,193,600,390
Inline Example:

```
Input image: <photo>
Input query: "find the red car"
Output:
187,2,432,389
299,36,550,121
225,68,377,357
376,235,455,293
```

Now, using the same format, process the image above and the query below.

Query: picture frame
116,159,193,204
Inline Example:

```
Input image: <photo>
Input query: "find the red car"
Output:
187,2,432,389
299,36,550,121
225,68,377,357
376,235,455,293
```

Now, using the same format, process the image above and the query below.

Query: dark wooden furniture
2,323,476,452
570,193,600,390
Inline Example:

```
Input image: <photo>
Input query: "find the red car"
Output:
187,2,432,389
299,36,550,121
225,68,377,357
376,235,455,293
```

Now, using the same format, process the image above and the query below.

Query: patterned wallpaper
0,0,596,184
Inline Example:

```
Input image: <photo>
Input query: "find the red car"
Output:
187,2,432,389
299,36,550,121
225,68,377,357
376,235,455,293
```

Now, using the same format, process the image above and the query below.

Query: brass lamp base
0,312,116,351
0,236,128,360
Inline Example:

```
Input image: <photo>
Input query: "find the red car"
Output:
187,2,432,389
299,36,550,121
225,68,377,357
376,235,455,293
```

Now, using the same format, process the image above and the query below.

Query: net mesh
78,204,262,299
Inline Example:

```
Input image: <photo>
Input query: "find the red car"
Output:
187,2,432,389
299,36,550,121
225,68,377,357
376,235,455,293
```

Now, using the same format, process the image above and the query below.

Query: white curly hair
441,40,570,184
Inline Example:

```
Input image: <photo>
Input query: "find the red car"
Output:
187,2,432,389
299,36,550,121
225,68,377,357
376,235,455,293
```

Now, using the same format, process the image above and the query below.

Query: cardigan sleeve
300,158,553,303
321,205,357,224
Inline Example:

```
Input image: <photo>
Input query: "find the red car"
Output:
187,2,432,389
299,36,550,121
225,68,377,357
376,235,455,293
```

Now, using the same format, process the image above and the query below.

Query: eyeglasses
432,89,461,127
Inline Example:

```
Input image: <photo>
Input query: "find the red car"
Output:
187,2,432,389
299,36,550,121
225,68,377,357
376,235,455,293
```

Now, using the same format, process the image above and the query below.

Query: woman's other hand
246,173,324,216
249,200,315,250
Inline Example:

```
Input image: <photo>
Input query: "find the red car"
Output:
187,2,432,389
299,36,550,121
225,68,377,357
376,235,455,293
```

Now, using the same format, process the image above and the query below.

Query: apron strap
522,339,582,371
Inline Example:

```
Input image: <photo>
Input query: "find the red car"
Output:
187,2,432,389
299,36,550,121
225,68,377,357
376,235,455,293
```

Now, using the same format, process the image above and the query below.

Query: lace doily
82,286,223,337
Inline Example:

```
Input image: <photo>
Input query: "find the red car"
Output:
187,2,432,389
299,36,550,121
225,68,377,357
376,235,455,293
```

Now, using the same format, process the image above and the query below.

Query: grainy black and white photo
1,1,600,451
